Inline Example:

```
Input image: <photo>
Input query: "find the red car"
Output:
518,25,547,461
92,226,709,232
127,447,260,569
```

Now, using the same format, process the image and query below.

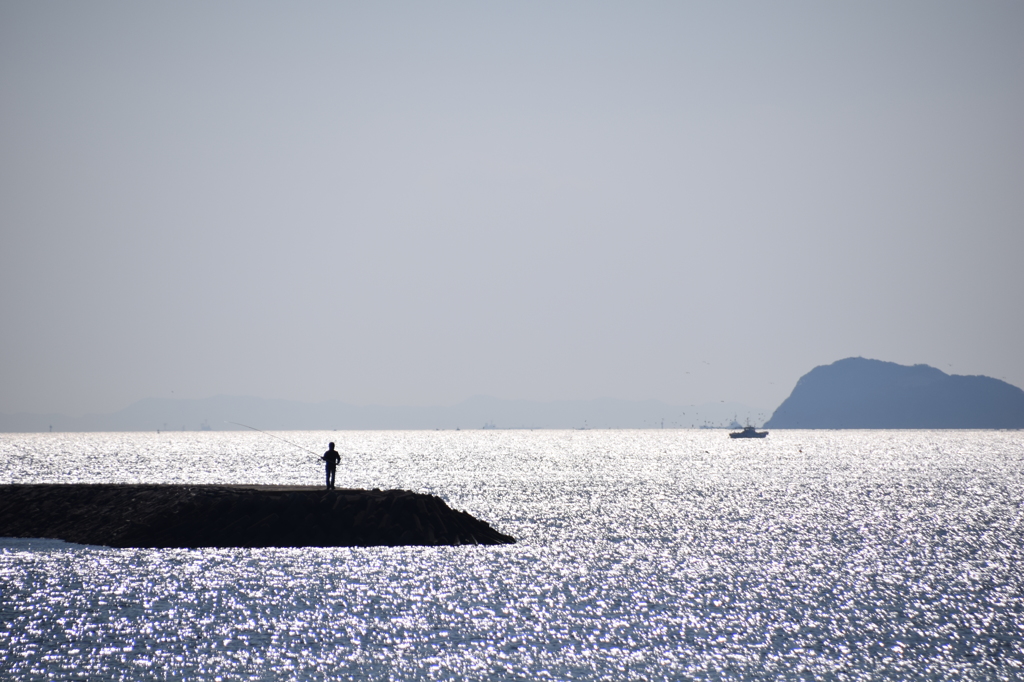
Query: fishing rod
227,421,321,458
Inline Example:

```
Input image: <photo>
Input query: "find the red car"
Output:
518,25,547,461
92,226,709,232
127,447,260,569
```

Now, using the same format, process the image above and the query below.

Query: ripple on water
2,430,1023,680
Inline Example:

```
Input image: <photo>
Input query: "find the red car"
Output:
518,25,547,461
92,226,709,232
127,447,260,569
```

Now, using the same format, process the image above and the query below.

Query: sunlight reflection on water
2,430,1023,679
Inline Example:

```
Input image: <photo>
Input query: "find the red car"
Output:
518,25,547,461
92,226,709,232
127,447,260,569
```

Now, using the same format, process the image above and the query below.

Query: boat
729,425,768,439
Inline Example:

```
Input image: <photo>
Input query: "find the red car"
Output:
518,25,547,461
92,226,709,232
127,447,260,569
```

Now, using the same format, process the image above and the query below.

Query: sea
2,429,1023,681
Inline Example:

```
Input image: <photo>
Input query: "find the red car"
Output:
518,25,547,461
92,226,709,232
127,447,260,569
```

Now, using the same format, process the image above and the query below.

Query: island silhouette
765,357,1024,429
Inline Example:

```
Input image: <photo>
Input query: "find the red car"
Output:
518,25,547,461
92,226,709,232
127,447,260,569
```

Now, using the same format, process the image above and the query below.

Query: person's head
328,442,335,449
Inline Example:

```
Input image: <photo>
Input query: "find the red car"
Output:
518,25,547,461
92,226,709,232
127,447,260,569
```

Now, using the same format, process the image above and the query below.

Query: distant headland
764,357,1024,429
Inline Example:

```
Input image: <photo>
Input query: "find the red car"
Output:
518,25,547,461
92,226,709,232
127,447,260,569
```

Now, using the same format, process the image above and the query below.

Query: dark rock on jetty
0,485,516,548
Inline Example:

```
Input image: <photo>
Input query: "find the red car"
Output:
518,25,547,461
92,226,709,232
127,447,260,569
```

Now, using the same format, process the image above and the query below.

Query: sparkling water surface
2,430,1023,680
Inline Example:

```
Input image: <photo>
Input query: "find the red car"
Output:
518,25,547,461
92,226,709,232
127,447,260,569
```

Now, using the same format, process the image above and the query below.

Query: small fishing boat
729,425,768,439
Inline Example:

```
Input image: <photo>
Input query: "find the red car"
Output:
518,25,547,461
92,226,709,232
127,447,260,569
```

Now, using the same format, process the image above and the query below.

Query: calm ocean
2,429,1023,680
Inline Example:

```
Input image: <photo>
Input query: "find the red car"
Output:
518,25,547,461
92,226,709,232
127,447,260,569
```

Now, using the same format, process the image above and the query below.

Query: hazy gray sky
2,1,1022,416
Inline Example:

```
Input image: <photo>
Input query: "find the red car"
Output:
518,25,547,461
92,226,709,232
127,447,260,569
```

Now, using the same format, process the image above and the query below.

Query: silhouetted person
322,442,341,489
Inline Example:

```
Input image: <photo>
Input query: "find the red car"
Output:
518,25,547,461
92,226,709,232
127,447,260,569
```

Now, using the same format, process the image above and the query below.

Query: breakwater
0,484,515,548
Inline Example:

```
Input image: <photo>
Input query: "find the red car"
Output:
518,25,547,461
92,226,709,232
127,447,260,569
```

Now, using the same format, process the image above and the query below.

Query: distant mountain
765,357,1024,429
0,395,765,433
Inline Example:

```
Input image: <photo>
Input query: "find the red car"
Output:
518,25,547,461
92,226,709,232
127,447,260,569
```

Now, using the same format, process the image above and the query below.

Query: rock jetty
0,484,516,548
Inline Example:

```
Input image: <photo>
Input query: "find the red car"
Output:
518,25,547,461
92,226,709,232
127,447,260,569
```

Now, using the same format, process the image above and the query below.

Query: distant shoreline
0,395,767,433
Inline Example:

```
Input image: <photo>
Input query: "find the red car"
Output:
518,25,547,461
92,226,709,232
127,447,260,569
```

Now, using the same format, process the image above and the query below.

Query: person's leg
325,466,331,489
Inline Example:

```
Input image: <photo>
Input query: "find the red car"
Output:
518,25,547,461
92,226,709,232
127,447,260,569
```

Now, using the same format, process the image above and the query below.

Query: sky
2,1,1023,417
